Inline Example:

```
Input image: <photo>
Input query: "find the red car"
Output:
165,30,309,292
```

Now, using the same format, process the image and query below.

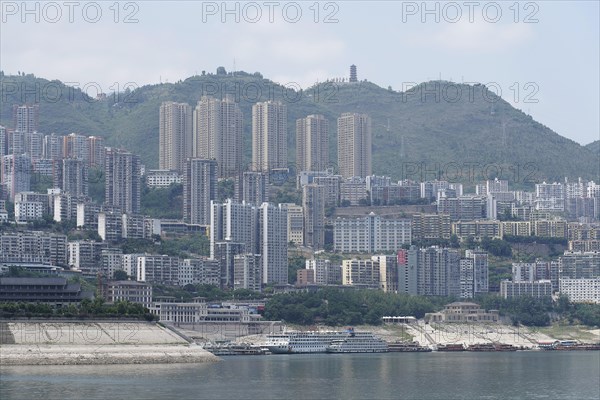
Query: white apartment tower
296,114,329,172
259,202,288,284
159,101,192,173
337,113,372,178
193,96,243,178
104,148,141,214
252,101,287,172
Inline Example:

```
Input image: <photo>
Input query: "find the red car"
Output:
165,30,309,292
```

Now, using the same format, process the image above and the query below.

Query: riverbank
219,321,599,350
0,321,219,365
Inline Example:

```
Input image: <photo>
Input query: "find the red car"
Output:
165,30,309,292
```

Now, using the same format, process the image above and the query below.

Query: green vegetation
476,294,600,327
153,284,263,302
0,299,155,321
264,288,453,326
263,288,600,328
480,237,513,257
88,168,105,203
30,174,53,193
504,235,568,246
288,255,307,284
218,179,235,202
141,183,183,219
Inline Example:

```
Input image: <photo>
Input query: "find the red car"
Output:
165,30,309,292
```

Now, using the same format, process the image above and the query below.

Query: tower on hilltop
349,65,357,83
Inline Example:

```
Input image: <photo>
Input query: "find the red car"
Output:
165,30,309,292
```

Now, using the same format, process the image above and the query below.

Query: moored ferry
387,341,432,352
325,328,388,353
264,330,350,354
436,343,465,352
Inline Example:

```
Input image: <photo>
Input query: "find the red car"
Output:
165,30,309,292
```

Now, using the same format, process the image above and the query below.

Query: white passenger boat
264,330,348,354
265,328,388,354
326,328,388,353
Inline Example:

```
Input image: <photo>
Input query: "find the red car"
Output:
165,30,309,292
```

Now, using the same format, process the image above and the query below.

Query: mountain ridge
0,71,597,184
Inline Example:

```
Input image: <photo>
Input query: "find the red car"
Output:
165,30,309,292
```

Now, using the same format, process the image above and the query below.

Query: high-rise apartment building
159,101,192,173
337,113,371,178
252,101,287,172
183,159,217,225
210,199,259,259
0,126,6,157
1,154,31,201
13,104,39,134
233,253,262,292
259,202,288,284
372,255,399,293
281,203,304,246
241,171,269,205
53,158,88,197
193,96,243,178
399,246,461,297
213,241,246,289
104,148,141,214
296,114,329,172
302,184,326,250
88,136,105,169
63,133,90,165
460,249,489,298
43,133,64,160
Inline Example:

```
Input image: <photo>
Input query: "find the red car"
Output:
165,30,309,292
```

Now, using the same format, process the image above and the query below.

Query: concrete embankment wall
0,321,219,365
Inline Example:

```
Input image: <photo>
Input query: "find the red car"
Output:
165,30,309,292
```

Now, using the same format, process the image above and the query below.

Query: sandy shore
0,344,219,365
0,321,219,365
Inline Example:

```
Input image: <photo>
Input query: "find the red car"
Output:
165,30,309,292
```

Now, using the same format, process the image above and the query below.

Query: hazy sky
1,1,598,145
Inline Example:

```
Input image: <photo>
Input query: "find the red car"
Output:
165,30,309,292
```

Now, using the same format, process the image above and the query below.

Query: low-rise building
14,200,44,223
296,269,315,286
533,219,567,238
424,302,499,323
0,277,93,304
340,177,368,206
106,280,153,308
149,297,255,324
559,278,600,304
145,170,182,188
452,220,501,241
305,258,342,285
334,213,411,253
500,221,532,237
136,254,180,286
499,280,552,298
179,258,220,287
342,259,380,289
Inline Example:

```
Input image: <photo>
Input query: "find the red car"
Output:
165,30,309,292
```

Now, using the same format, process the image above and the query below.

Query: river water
1,352,599,399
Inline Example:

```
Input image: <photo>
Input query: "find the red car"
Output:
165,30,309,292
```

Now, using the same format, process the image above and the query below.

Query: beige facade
337,113,371,179
425,302,499,323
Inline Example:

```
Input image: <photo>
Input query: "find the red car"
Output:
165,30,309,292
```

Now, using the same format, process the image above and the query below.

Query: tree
288,255,307,284
113,270,128,281
218,179,234,201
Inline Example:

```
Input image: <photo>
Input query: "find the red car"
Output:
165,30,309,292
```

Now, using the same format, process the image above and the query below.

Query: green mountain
1,71,596,184
586,140,599,154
